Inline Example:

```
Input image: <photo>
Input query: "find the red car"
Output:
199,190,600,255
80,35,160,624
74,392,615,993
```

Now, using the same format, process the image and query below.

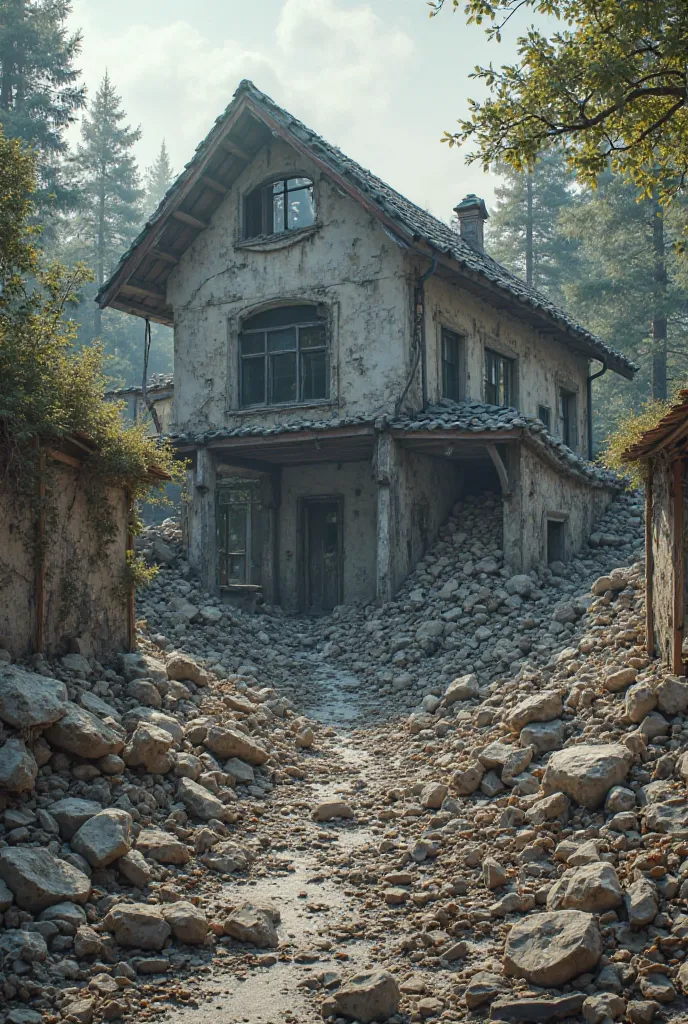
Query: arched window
244,177,315,239
239,305,329,407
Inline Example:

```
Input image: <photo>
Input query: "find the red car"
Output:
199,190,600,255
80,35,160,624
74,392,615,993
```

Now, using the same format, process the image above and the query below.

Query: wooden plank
486,442,512,496
672,458,684,674
48,448,81,469
201,174,230,194
220,138,251,162
122,278,166,300
646,462,655,658
172,209,209,231
207,425,375,450
391,429,520,443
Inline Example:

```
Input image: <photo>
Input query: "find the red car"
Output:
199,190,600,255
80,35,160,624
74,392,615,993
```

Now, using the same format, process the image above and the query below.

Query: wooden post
646,461,654,658
126,488,136,653
35,448,46,654
672,458,684,674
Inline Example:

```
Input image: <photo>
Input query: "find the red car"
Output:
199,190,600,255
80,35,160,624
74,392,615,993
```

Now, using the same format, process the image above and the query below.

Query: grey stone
507,690,562,732
204,725,268,765
546,863,623,913
520,719,565,754
201,839,253,874
542,744,632,809
626,877,659,929
225,757,254,784
44,702,124,758
122,706,184,743
0,848,91,911
503,910,602,986
490,994,586,1022
105,902,171,950
223,901,280,948
464,972,507,1010
444,674,479,704
71,809,133,868
0,928,48,962
123,722,174,774
161,901,207,944
178,777,226,821
135,828,190,864
118,850,152,887
49,798,102,840
321,969,400,1023
0,665,67,729
656,676,688,715
0,737,37,793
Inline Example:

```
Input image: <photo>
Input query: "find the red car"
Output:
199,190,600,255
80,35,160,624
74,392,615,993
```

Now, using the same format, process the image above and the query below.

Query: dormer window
244,177,315,239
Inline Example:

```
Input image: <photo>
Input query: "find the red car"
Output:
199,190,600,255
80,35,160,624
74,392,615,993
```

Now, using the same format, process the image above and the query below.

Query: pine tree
487,149,576,304
0,0,85,212
72,72,142,337
144,139,174,214
559,173,688,439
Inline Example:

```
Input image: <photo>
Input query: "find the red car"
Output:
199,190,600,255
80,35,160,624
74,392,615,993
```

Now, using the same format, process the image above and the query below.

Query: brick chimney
454,194,488,252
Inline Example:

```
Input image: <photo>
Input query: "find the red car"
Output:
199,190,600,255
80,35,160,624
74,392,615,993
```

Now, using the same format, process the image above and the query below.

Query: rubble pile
136,491,644,716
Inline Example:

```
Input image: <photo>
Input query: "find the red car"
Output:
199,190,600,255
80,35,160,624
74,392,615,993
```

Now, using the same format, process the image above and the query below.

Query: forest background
2,0,686,446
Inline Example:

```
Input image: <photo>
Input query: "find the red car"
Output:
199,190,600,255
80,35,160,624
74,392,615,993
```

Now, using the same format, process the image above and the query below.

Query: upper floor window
559,388,578,448
244,177,315,239
537,404,552,430
239,305,329,408
485,348,514,407
441,328,462,401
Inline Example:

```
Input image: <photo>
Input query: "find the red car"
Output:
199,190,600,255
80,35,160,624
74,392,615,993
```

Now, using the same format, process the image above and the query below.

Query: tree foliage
0,128,182,542
0,0,85,211
144,138,174,215
432,0,688,202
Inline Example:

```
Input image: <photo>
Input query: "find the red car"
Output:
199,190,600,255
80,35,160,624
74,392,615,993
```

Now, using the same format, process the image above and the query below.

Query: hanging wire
142,317,162,435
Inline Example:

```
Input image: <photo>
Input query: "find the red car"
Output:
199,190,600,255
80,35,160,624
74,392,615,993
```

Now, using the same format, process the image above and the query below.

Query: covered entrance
302,496,343,614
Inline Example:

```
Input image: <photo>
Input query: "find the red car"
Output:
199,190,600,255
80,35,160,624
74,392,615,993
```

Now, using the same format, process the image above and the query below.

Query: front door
304,498,342,613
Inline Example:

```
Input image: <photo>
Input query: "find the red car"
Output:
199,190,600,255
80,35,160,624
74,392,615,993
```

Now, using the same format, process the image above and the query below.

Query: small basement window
244,177,315,238
537,404,552,430
547,517,566,564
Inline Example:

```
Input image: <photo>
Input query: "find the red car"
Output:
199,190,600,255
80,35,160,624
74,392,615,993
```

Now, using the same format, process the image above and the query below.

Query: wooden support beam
35,445,45,655
48,448,81,469
486,442,511,496
646,462,655,659
201,174,230,194
172,209,208,231
672,458,685,674
149,247,180,265
220,138,251,162
126,488,136,653
122,278,166,300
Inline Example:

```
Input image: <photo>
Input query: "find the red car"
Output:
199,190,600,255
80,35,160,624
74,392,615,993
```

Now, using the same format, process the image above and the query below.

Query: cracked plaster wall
166,139,412,434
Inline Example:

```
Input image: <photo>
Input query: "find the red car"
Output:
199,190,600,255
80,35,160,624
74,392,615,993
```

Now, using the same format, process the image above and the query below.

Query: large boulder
321,970,401,1023
48,798,102,840
71,809,132,868
161,901,207,944
656,677,688,715
119,652,167,685
223,901,280,948
178,777,226,821
135,828,190,865
520,719,565,754
123,722,174,774
104,902,171,950
0,848,91,911
166,652,209,687
546,863,623,913
122,706,184,743
507,691,563,732
44,703,124,759
542,744,633,809
503,911,602,986
204,725,268,765
201,839,253,874
626,878,659,929
0,665,68,729
0,929,48,963
0,737,37,793
444,674,479,705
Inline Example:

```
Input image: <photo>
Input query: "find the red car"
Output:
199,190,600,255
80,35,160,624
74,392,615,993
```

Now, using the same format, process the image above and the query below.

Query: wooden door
304,498,342,613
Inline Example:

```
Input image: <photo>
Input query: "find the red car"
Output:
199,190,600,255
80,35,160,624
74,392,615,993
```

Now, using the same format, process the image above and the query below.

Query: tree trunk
651,196,668,401
94,160,106,337
525,171,534,287
0,0,21,112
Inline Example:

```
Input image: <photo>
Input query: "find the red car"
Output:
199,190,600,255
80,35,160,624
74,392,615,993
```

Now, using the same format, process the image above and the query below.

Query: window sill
235,225,319,252
232,399,334,416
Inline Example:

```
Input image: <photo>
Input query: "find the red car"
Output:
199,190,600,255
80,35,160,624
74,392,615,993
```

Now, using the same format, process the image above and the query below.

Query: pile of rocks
0,644,317,1023
136,491,644,718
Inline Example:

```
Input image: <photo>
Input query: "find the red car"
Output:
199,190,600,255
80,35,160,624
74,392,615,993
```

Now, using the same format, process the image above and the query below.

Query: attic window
244,177,315,239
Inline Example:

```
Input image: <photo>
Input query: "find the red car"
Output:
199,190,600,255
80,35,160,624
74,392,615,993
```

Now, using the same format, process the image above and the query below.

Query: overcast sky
67,0,532,222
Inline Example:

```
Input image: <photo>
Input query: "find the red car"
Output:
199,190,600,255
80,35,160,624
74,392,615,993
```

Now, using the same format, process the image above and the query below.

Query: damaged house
96,81,636,613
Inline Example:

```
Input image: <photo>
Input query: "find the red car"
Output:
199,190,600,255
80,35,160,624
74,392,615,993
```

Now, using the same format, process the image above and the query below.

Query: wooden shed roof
621,390,688,462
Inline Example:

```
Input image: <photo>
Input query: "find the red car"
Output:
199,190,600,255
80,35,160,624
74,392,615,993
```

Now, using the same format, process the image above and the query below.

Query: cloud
69,0,414,175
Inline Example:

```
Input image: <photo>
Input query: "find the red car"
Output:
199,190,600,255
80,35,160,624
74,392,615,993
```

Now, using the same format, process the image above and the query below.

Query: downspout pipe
587,359,607,461
396,250,440,417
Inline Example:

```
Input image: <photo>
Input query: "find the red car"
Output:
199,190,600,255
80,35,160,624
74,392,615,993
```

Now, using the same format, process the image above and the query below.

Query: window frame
559,388,578,449
216,479,263,587
441,327,463,402
537,404,552,430
243,175,316,240
484,348,514,407
239,307,329,409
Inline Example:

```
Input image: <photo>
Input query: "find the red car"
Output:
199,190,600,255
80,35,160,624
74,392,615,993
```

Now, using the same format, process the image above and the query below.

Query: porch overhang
175,424,376,466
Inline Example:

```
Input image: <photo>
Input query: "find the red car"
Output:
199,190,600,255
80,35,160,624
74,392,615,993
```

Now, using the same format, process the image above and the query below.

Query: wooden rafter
486,442,512,496
172,209,209,231
201,174,229,194
122,278,166,300
149,247,180,265
220,138,251,162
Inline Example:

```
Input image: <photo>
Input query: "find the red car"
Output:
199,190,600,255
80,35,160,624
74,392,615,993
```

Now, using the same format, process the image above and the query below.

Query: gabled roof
622,390,688,461
97,80,636,380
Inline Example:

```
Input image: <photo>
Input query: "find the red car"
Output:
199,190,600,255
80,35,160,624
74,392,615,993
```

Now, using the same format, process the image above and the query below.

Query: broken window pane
272,191,285,233
270,351,297,403
288,185,315,229
245,178,315,238
300,323,326,348
267,327,296,352
485,349,513,406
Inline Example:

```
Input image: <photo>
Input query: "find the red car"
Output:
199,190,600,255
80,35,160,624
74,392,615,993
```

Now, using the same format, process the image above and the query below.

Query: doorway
303,497,343,613
547,516,566,564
